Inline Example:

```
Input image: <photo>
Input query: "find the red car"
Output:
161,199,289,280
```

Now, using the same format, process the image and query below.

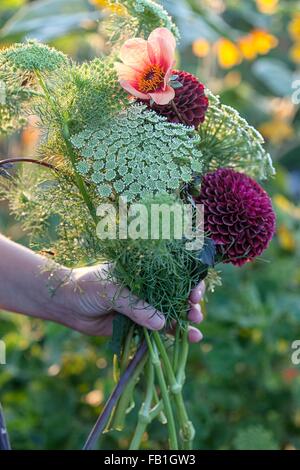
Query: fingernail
189,290,201,303
148,313,165,330
188,304,202,323
188,328,203,343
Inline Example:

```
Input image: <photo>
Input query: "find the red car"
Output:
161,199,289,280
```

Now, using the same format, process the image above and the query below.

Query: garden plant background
0,0,300,450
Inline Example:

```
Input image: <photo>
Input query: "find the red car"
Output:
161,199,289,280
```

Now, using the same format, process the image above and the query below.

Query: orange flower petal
115,62,141,81
149,85,175,105
119,80,149,100
119,38,150,72
116,28,177,100
148,27,176,71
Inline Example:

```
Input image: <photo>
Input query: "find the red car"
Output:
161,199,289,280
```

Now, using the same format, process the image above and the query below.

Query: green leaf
198,238,216,267
0,0,103,42
252,59,294,97
170,80,183,89
162,0,221,46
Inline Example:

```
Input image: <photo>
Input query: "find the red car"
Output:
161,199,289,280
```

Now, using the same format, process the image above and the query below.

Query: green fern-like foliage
104,0,179,44
66,57,129,133
234,426,279,450
33,57,129,143
198,91,275,179
0,61,35,135
71,104,203,201
0,40,68,72
2,165,100,266
121,0,179,37
36,177,100,266
2,166,56,245
101,194,207,323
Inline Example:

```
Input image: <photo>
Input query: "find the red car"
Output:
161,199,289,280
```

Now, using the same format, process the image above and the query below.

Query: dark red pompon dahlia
196,168,276,266
141,70,209,129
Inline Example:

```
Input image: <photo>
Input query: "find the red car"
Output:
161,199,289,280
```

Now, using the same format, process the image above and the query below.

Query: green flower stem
129,359,155,450
173,326,180,371
120,325,134,374
176,327,189,387
110,351,147,432
83,341,147,450
153,386,167,424
144,328,178,450
61,125,97,223
174,328,195,450
35,70,97,224
149,400,164,421
110,325,135,429
113,353,120,383
152,331,195,450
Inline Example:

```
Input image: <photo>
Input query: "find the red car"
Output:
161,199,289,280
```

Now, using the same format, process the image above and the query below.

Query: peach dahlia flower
115,27,176,105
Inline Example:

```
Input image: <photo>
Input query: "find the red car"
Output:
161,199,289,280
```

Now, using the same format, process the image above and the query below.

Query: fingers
187,281,205,342
189,280,205,304
188,281,205,324
188,326,203,343
188,302,203,323
109,285,165,331
168,321,204,343
104,281,205,337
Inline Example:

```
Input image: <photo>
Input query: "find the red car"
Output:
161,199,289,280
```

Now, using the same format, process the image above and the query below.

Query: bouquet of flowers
0,0,276,450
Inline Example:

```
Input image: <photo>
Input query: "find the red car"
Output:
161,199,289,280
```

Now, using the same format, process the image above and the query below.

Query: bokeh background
0,0,300,450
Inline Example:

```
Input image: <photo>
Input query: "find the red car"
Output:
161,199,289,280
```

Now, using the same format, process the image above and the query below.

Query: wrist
41,266,77,326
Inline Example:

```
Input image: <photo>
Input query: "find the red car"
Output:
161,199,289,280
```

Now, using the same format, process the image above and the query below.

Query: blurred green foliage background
0,0,300,450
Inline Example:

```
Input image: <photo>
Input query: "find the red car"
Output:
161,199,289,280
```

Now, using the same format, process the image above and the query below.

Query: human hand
61,264,205,342
0,236,205,342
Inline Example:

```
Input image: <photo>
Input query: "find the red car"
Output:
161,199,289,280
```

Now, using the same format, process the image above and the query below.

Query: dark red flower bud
197,168,276,266
141,70,209,129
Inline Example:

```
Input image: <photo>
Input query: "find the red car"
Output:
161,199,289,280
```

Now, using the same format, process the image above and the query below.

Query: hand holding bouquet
0,0,275,450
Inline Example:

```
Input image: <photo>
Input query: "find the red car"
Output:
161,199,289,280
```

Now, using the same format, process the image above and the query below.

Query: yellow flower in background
251,329,263,344
290,42,300,63
217,38,242,69
238,35,258,60
256,0,279,15
90,0,126,15
199,28,277,69
275,195,300,220
224,71,242,88
275,195,293,213
276,338,289,353
251,29,278,55
289,14,300,41
192,38,210,58
238,31,278,61
259,119,294,144
277,225,296,251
